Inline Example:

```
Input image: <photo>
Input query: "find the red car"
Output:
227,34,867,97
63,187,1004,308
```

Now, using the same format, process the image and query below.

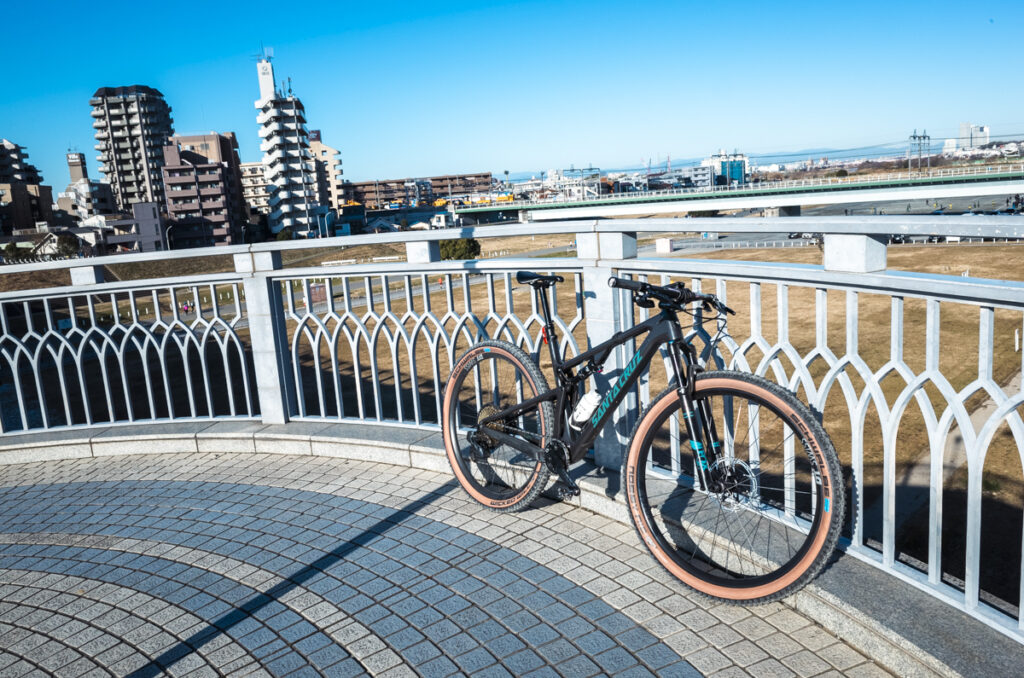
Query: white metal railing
455,162,1024,212
610,257,1024,641
0,217,1023,642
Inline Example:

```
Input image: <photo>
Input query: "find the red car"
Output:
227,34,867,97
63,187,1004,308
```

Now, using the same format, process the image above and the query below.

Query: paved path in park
0,454,894,677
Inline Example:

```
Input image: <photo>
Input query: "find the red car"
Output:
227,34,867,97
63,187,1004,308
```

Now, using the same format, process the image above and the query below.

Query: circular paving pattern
0,453,889,677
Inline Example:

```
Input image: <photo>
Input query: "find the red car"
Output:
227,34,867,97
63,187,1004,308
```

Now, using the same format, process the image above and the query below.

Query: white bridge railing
0,216,1023,642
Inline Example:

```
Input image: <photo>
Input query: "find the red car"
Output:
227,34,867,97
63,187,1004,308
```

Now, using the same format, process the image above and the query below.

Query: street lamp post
164,222,176,251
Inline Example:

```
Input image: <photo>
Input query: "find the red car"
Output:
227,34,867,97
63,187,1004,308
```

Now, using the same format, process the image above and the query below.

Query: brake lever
636,295,655,309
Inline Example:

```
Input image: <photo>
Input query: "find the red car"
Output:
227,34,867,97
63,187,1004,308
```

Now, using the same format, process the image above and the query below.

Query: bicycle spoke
630,376,842,600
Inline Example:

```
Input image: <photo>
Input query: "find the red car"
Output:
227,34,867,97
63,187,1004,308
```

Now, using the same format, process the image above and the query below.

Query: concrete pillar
780,205,802,216
576,230,639,470
823,234,887,273
406,240,441,263
581,265,631,470
70,266,104,285
234,251,294,424
576,231,637,261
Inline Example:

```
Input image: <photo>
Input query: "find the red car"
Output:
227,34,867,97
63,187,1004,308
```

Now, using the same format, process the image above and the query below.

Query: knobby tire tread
625,370,845,605
443,339,553,513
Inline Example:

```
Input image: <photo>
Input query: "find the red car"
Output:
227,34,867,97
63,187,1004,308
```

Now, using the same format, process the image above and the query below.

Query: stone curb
0,419,1019,676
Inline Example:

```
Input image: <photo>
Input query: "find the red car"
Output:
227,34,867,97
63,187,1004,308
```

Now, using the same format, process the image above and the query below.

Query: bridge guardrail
454,162,1024,212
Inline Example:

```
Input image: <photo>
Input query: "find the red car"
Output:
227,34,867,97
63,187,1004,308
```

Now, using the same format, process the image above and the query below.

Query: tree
3,241,19,260
55,234,79,258
276,227,293,241
440,238,481,261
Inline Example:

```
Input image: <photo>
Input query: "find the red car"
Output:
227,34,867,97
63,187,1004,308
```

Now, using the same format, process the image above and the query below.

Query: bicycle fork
667,337,724,493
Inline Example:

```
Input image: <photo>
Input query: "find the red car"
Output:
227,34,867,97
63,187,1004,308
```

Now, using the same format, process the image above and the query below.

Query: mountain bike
441,270,844,603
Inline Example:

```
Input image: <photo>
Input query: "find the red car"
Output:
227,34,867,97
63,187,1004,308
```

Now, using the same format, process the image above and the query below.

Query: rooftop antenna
251,44,274,62
287,77,292,95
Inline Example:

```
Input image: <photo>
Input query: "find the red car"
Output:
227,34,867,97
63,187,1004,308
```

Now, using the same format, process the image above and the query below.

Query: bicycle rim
627,377,839,601
444,345,550,509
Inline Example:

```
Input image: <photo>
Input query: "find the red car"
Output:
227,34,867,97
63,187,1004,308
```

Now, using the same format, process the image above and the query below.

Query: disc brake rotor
709,457,758,512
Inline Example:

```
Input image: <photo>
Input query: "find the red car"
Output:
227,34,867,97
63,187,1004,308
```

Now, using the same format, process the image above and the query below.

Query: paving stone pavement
0,453,895,677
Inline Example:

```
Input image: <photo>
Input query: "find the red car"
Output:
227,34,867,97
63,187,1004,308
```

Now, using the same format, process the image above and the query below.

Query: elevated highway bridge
454,163,1024,221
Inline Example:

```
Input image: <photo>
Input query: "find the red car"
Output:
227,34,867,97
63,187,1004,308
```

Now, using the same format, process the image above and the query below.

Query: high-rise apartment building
308,131,344,211
0,139,53,233
161,133,247,248
0,139,43,184
240,162,271,218
90,85,174,211
255,58,321,235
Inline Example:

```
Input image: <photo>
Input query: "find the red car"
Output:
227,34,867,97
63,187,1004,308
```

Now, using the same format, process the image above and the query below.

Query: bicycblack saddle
515,271,565,288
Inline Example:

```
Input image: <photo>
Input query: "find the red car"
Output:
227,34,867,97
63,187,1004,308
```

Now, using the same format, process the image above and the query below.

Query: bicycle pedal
553,484,580,500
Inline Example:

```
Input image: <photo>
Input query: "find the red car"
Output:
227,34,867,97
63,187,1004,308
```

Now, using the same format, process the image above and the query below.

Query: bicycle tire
442,340,553,512
625,370,844,604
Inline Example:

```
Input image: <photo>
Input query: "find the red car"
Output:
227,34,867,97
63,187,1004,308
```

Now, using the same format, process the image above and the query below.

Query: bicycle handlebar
608,276,735,314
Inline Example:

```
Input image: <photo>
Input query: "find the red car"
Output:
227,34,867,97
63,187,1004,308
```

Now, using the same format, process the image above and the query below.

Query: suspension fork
667,335,723,491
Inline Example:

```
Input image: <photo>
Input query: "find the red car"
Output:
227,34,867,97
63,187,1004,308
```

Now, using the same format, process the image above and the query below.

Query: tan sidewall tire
442,342,550,511
626,375,839,602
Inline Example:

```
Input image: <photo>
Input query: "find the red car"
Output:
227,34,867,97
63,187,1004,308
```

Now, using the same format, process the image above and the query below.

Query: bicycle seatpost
534,281,563,370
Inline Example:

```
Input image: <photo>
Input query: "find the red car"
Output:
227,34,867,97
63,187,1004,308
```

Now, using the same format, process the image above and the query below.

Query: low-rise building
702,150,749,185
55,152,116,221
342,172,492,209
81,202,164,253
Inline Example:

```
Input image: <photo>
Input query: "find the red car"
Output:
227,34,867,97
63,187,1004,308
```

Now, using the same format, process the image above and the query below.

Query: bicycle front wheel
625,371,844,604
442,340,553,512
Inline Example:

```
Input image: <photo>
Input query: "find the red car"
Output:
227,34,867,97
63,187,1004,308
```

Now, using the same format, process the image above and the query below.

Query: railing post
70,265,104,286
234,251,294,424
823,234,887,273
406,240,440,263
578,230,637,471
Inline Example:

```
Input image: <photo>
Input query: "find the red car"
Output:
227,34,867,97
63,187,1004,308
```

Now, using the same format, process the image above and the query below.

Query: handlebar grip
608,276,646,292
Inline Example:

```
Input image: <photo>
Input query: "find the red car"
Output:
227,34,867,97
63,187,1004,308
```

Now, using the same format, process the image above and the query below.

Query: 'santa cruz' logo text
591,348,644,426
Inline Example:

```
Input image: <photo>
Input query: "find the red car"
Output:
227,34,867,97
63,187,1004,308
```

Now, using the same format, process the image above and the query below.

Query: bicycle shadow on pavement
125,482,458,678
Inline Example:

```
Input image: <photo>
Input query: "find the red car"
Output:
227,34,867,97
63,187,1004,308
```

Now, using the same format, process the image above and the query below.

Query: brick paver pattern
0,454,891,677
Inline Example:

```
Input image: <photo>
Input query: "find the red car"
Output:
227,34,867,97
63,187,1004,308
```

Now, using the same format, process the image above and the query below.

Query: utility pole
909,129,930,171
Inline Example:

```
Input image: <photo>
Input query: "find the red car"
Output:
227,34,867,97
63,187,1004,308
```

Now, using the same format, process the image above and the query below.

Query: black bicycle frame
478,296,723,486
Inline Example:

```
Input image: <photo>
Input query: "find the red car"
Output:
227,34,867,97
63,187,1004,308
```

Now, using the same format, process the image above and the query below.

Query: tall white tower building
255,58,319,236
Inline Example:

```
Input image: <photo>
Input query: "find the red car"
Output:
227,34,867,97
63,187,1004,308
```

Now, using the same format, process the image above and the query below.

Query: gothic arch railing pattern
274,266,584,426
0,281,256,433
615,262,1024,637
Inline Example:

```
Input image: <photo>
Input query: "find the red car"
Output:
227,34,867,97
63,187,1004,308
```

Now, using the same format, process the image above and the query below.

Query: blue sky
2,0,1023,188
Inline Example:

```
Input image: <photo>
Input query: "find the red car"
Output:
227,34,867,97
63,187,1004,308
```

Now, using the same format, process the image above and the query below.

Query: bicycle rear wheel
625,371,844,604
442,340,553,512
